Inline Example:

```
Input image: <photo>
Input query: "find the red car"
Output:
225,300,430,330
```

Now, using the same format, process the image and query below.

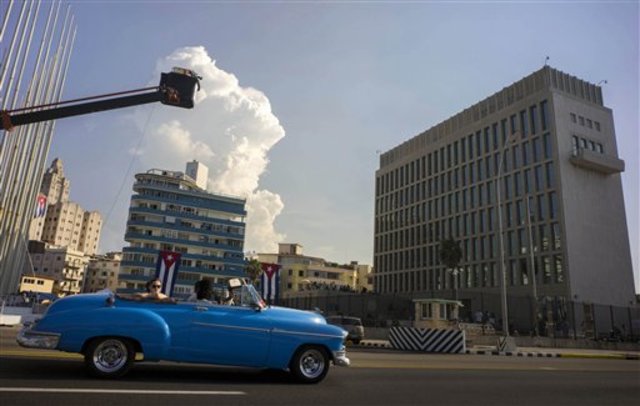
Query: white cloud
136,46,286,254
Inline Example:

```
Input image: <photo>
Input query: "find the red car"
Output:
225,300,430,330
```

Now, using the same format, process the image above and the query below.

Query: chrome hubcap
93,339,128,373
299,349,325,379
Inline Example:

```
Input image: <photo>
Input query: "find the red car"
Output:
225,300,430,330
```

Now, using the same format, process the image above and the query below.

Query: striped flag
260,262,281,304
35,194,47,217
155,251,181,296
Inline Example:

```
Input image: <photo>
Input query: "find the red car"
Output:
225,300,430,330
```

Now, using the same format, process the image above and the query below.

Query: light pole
496,132,517,338
526,196,539,336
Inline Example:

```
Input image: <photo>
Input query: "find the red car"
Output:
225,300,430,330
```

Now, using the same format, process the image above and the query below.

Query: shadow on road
0,357,295,385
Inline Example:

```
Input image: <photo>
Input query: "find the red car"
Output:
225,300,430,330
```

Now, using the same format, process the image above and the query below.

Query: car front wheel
289,345,330,384
84,337,134,378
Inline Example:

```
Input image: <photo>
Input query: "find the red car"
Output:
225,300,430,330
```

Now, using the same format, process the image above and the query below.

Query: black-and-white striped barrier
389,326,466,353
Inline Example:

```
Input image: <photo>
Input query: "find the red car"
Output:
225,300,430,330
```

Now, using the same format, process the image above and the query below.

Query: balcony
570,148,624,175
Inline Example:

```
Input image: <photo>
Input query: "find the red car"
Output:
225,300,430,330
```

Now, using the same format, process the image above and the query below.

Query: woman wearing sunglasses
136,278,169,300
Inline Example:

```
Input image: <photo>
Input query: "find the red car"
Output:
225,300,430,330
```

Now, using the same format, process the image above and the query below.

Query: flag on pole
155,251,181,296
260,262,281,304
35,194,47,217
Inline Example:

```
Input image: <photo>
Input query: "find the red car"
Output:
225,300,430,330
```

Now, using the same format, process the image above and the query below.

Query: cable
102,103,157,234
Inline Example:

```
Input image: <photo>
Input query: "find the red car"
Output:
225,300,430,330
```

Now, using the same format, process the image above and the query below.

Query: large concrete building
118,164,247,298
374,66,635,307
28,158,70,241
28,159,102,255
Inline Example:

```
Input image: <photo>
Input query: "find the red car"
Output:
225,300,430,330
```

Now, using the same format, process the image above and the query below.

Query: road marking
0,387,246,395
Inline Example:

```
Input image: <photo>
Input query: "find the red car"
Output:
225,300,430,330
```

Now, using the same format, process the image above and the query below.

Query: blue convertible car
17,280,349,383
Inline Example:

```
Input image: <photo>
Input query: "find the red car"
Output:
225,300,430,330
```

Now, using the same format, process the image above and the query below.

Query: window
520,110,528,136
540,100,549,131
594,121,601,131
421,303,434,319
570,113,577,123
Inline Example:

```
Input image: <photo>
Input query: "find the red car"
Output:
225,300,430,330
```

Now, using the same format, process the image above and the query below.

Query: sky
38,1,638,292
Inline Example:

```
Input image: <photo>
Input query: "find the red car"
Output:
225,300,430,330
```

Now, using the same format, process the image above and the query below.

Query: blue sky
45,1,638,291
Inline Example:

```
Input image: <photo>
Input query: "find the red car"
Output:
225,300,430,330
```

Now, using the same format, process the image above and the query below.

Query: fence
279,291,640,342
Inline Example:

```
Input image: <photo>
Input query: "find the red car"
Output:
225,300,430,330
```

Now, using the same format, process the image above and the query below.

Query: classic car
17,280,349,383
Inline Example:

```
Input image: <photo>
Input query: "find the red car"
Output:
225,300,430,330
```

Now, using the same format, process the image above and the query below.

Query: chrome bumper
332,349,350,367
16,327,60,349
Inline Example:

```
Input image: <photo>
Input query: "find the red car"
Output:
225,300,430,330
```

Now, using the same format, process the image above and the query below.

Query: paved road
1,327,639,406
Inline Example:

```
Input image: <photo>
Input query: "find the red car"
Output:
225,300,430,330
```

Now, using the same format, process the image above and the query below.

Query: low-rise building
18,275,55,294
27,242,90,296
83,252,121,293
257,243,373,297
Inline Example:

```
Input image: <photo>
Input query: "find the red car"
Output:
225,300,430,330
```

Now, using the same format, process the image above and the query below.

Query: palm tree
439,238,463,300
245,258,262,284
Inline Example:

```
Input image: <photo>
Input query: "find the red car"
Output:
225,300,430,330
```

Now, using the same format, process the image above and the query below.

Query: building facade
118,166,247,298
28,158,71,241
28,158,102,256
257,243,373,297
27,243,90,296
39,201,102,256
374,66,635,307
83,252,121,293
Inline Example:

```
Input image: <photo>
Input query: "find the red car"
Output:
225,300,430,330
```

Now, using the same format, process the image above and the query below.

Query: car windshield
236,284,265,309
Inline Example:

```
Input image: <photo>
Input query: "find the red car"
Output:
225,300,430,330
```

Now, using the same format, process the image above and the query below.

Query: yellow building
19,275,55,294
257,243,373,297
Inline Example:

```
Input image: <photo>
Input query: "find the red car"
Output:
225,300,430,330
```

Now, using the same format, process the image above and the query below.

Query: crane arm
1,67,200,131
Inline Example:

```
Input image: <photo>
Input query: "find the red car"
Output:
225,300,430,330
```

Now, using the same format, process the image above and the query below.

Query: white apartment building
40,201,102,256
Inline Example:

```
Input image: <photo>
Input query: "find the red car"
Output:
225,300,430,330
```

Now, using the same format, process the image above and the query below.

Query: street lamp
526,195,539,336
495,131,518,339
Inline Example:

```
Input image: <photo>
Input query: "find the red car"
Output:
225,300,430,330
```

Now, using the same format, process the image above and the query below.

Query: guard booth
388,298,466,354
413,298,463,329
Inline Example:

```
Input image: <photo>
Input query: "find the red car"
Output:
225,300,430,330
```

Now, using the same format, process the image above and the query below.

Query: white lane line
0,387,246,395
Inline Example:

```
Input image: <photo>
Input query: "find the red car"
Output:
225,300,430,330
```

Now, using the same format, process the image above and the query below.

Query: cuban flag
35,194,47,217
155,251,181,296
260,262,281,304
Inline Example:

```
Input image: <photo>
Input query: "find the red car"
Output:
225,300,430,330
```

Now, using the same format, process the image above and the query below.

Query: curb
352,343,639,360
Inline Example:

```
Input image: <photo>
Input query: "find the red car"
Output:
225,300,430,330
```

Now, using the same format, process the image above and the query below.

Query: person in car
136,278,169,300
188,280,213,303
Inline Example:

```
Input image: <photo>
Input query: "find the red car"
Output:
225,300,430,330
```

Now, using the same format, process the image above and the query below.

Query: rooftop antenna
597,80,608,86
544,56,550,66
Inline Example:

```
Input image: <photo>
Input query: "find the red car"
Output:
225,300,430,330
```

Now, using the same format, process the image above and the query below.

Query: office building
374,66,635,307
118,164,247,297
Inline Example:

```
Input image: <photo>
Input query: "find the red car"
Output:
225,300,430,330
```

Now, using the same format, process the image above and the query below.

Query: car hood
265,306,345,338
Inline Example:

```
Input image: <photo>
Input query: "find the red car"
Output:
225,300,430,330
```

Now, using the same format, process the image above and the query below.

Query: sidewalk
352,339,640,360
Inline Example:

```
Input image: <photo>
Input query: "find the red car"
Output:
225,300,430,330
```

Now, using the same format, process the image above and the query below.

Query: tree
245,258,262,283
439,238,463,300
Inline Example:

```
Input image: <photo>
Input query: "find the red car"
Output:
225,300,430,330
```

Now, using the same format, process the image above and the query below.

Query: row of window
375,253,564,293
375,101,549,196
570,113,601,131
129,213,244,235
572,135,604,155
376,166,556,234
375,220,561,269
376,134,553,215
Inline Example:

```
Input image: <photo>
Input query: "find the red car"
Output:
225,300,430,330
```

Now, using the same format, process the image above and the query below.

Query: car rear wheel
84,337,134,378
289,345,330,384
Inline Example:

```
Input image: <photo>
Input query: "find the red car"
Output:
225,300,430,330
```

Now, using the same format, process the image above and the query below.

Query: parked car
325,316,364,344
17,279,349,383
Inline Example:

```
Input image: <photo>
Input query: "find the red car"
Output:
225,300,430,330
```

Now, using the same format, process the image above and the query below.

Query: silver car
326,316,365,344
